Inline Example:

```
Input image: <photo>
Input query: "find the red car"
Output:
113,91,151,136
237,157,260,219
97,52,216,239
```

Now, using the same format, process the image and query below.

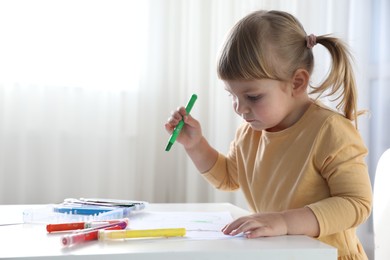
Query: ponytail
310,36,360,127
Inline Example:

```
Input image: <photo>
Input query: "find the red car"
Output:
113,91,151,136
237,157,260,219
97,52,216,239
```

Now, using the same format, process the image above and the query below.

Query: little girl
165,10,372,260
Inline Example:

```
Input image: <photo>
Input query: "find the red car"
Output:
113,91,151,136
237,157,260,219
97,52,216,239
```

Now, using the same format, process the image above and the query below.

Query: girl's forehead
223,79,277,92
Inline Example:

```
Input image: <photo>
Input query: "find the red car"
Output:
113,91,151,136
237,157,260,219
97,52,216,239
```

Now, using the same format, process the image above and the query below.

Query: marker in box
53,205,113,215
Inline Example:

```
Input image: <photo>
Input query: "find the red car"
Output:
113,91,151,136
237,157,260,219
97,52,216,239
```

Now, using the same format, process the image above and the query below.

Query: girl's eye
247,95,263,101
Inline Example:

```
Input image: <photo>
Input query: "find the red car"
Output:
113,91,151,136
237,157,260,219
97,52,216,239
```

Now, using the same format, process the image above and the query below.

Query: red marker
60,219,128,247
61,225,123,247
47,220,123,233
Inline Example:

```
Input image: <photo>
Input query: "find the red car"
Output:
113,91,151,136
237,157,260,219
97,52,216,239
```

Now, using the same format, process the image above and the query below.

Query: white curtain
0,0,384,258
369,1,390,258
370,0,390,174
0,0,148,204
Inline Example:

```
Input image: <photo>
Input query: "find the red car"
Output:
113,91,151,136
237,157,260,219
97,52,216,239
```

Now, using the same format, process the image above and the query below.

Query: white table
0,203,337,259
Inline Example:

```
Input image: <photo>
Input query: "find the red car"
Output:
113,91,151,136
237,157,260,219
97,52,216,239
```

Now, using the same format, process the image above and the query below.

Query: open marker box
23,198,147,224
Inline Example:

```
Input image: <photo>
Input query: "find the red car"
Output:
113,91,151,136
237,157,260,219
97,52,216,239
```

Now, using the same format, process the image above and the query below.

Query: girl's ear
292,69,310,94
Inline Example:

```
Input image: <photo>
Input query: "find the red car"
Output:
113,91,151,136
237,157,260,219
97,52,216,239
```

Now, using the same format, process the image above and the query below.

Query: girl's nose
234,99,249,115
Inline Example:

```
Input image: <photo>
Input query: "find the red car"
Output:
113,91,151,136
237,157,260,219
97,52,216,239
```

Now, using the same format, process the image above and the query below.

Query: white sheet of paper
128,211,240,240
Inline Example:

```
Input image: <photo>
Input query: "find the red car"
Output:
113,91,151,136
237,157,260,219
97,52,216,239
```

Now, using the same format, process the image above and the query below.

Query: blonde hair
217,10,360,125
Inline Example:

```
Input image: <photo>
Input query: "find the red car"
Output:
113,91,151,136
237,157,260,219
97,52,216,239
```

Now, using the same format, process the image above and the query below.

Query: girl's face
224,79,298,132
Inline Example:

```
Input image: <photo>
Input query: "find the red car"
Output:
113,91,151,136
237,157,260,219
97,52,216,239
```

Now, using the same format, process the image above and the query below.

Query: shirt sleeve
201,153,239,191
201,124,249,191
307,115,372,237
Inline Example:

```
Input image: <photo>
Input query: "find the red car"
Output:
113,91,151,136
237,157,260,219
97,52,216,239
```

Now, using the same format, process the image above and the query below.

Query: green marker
165,94,198,151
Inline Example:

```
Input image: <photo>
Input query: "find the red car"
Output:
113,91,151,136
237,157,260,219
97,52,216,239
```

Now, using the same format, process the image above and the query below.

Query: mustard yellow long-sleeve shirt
202,101,372,260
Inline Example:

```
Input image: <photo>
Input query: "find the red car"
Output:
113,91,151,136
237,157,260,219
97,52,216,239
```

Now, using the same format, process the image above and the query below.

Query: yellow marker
98,228,186,240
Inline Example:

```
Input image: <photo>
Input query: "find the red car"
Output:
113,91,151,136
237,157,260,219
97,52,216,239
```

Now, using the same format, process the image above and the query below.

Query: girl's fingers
168,106,187,125
222,218,246,235
171,112,182,122
178,106,187,116
164,123,174,134
229,220,259,236
167,113,183,126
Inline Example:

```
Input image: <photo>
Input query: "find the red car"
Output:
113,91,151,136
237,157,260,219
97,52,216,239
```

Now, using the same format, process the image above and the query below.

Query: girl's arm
185,135,219,173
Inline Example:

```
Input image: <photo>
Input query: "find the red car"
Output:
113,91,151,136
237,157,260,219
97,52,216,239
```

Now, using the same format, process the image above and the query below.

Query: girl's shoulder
310,101,364,144
308,100,354,129
311,100,344,118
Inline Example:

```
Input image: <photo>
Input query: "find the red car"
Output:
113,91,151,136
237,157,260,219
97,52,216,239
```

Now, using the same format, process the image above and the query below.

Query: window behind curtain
0,0,148,204
0,0,148,91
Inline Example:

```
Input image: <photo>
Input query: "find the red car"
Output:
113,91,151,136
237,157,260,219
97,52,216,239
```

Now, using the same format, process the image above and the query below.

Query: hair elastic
306,34,317,49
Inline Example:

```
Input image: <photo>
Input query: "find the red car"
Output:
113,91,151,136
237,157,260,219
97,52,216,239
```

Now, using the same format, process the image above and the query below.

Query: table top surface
0,203,337,260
